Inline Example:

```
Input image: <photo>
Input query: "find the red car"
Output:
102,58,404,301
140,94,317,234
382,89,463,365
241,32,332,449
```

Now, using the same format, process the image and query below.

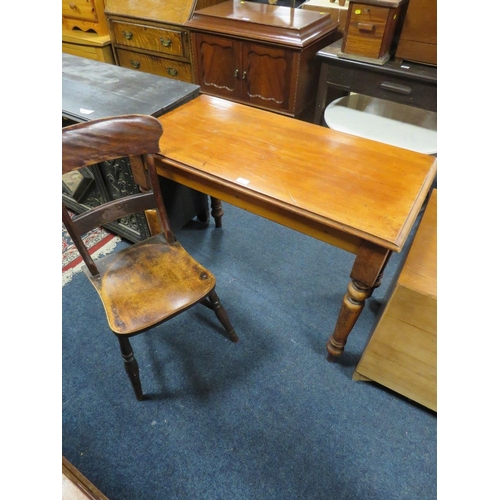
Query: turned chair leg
117,336,144,401
206,289,239,342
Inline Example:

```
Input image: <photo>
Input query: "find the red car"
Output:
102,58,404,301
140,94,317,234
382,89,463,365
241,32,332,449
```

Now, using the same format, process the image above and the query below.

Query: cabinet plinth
187,0,339,118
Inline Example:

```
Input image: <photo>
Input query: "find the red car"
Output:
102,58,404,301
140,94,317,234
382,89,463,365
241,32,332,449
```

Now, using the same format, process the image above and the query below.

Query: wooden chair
62,115,238,400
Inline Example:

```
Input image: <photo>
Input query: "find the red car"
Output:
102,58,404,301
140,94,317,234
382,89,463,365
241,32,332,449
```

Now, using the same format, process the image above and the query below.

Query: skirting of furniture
62,29,115,64
353,189,437,411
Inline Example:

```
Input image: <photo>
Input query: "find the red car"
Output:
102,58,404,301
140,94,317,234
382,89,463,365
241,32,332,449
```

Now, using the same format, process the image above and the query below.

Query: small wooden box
353,189,437,411
340,0,407,64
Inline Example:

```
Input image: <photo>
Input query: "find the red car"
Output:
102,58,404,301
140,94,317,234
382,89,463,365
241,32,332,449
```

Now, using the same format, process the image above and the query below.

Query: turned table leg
327,241,392,359
210,196,223,228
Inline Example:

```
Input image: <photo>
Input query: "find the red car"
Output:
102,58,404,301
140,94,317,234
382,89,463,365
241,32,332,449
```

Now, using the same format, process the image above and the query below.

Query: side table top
62,54,200,122
155,95,437,252
317,39,437,83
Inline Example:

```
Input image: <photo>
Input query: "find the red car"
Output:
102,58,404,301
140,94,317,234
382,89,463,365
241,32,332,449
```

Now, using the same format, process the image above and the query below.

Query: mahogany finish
153,95,437,357
62,115,238,400
187,0,339,117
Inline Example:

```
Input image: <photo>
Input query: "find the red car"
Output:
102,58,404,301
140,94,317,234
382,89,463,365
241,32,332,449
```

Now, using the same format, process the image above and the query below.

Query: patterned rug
62,221,121,287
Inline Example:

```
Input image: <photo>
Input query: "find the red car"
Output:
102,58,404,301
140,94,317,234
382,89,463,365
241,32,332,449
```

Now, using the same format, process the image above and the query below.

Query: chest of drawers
62,0,109,35
105,0,227,83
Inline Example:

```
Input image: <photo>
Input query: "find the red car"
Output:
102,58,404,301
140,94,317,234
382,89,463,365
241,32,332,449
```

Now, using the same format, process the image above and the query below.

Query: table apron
155,156,363,254
325,64,437,111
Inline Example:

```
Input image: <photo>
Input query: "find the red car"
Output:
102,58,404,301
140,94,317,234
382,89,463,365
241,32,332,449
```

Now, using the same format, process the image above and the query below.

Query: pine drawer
62,0,98,22
110,20,186,58
115,48,192,81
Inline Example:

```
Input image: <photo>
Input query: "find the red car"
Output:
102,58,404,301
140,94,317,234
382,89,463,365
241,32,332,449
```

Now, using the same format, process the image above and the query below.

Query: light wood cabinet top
105,0,226,25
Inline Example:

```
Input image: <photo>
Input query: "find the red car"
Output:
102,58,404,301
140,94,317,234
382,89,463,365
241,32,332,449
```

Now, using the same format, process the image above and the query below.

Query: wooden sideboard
104,0,227,83
186,0,340,118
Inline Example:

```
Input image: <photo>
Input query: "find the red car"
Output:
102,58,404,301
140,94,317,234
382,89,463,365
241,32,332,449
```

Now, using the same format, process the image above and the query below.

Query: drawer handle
167,67,178,77
122,31,133,40
160,37,172,48
357,22,375,32
380,82,412,95
130,60,141,69
69,3,77,10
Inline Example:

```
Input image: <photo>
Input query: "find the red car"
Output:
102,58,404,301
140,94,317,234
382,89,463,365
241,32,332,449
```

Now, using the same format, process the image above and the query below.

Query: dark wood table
154,95,437,359
313,39,437,125
62,54,206,241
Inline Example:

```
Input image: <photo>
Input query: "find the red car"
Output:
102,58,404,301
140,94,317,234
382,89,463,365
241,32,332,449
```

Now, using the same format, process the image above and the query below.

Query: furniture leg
210,196,223,228
205,290,239,342
117,336,144,400
313,62,330,125
327,241,391,358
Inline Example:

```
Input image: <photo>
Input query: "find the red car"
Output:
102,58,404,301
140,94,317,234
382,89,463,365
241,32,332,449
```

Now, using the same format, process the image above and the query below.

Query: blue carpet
62,202,436,500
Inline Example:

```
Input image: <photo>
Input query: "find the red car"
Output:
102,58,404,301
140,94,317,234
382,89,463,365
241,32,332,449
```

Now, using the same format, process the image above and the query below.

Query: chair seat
84,233,216,335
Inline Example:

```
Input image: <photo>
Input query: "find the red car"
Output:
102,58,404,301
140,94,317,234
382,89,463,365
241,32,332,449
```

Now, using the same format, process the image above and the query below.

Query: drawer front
327,65,437,111
343,4,389,58
116,49,192,82
111,21,186,58
62,0,98,22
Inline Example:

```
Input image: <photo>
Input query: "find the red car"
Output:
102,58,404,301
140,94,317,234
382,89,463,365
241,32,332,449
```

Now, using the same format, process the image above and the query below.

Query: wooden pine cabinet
62,0,109,35
187,1,339,118
105,0,228,83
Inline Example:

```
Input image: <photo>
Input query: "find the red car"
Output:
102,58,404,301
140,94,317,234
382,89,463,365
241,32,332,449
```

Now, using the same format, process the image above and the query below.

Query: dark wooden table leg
210,196,223,228
327,241,392,359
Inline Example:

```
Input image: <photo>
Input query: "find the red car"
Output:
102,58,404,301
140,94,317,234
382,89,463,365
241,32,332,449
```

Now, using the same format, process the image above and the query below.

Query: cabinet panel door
194,34,241,99
241,43,293,113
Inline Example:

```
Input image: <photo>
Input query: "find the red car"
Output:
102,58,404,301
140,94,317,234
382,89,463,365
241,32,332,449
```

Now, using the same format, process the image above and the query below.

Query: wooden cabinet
62,0,109,35
105,0,227,83
395,0,437,65
187,1,339,118
353,189,437,411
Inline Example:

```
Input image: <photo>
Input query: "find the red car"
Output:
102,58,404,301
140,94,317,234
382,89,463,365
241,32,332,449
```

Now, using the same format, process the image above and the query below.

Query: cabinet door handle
234,69,239,78
380,81,412,95
242,71,247,80
130,60,141,69
122,31,133,40
160,37,172,47
166,67,178,77
69,3,77,10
